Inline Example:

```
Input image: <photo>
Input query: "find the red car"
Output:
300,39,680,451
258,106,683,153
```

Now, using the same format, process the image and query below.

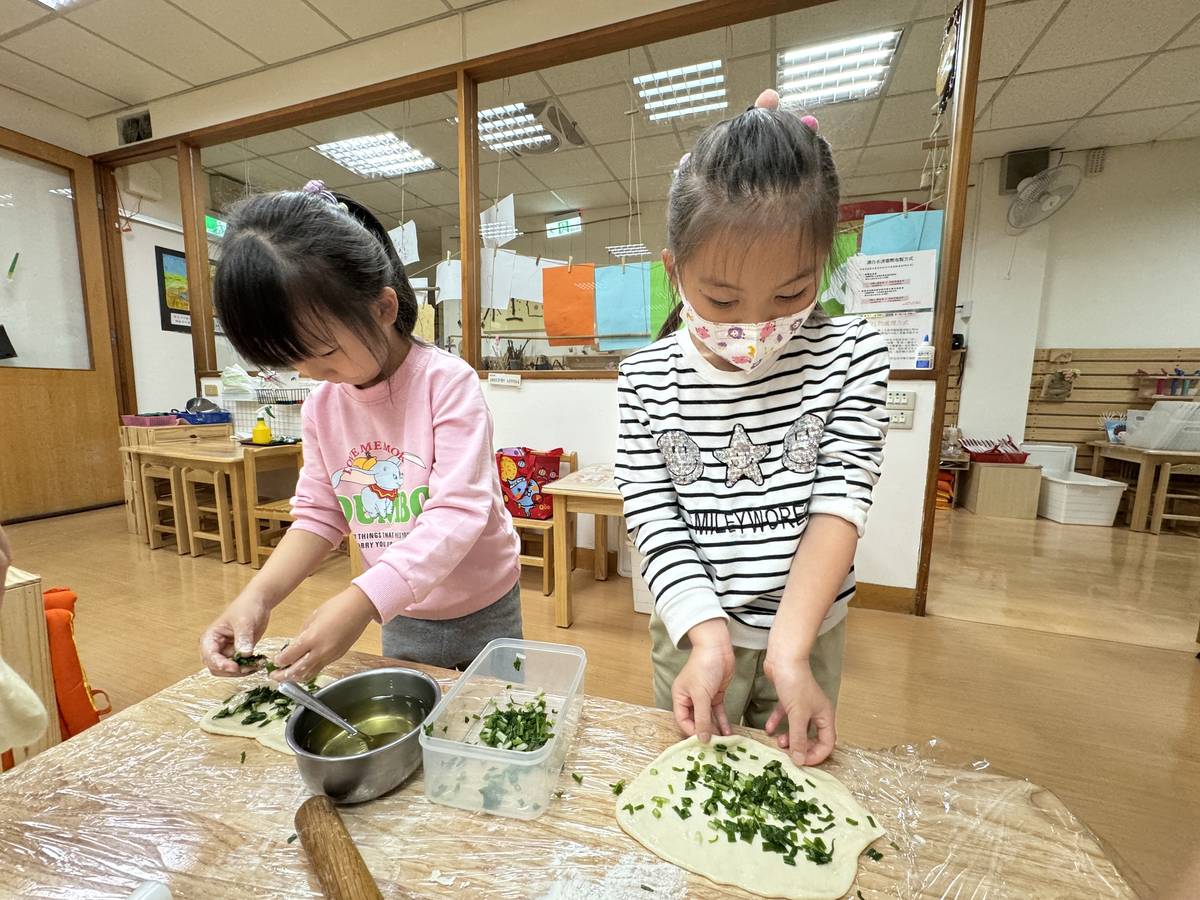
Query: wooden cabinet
1,566,61,765
961,463,1043,519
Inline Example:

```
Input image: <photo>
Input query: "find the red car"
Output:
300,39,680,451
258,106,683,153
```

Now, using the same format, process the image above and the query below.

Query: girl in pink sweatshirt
199,183,521,680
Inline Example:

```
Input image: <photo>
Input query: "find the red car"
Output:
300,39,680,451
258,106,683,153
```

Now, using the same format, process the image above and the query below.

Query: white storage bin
1023,443,1126,526
419,639,585,820
628,542,653,615
617,535,633,578
1126,401,1200,451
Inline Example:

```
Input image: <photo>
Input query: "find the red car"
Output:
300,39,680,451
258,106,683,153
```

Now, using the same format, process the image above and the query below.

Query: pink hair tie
301,179,339,205
800,115,820,133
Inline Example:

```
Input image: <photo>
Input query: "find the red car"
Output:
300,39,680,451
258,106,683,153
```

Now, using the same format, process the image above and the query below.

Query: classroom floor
927,507,1200,651
7,505,1200,896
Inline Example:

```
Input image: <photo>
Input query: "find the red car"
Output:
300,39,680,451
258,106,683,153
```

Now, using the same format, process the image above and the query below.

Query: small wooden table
1088,440,1200,532
121,439,302,564
543,464,624,628
0,649,1136,897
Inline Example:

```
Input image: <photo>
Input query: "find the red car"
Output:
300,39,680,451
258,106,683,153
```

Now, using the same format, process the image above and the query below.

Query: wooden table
0,648,1135,898
544,464,624,628
1089,440,1200,532
122,439,302,565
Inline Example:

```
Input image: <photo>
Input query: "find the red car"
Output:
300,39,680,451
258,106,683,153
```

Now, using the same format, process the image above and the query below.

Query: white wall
480,376,931,590
1037,139,1200,349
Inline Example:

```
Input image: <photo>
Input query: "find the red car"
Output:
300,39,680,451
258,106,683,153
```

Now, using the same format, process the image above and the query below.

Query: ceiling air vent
116,110,152,146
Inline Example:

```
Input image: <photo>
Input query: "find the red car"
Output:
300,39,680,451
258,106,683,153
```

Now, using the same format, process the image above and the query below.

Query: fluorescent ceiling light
776,29,901,108
458,102,554,153
33,0,75,8
607,243,651,258
313,133,437,178
633,59,721,85
0,193,13,207
648,100,728,123
643,88,726,111
638,74,724,98
48,187,74,199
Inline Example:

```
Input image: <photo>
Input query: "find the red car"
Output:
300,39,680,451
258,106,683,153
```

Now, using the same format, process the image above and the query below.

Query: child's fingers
763,705,786,736
714,701,732,737
673,695,696,737
804,714,836,766
274,637,308,670
271,650,317,685
692,695,716,744
200,629,241,676
788,714,810,767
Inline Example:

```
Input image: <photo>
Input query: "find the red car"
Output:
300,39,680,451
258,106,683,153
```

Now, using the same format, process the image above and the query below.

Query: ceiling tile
840,169,925,198
403,169,460,206
869,90,941,143
405,206,456,230
855,139,928,176
775,0,916,51
982,58,1141,129
511,189,573,216
1094,46,1200,113
398,120,458,170
558,83,642,145
0,0,48,33
214,157,302,192
727,52,772,110
265,148,365,189
339,180,419,215
1058,104,1200,150
478,73,548,108
371,92,458,128
479,158,547,195
540,50,644,94
237,128,314,156
968,121,1073,160
978,0,1059,80
0,46,122,115
627,172,673,203
811,98,879,150
1021,0,1198,73
1168,16,1200,49
550,180,630,212
202,143,253,169
834,147,862,177
69,0,258,85
973,79,1003,120
304,0,445,39
2,18,187,103
180,0,344,64
296,112,385,145
519,147,609,190
886,18,946,95
644,17,771,71
1158,107,1200,141
594,133,684,178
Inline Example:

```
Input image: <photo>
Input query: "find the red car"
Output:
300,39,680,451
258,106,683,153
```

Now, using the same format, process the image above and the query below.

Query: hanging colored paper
414,304,436,342
649,261,674,340
595,263,651,351
860,209,943,256
511,255,566,303
818,231,859,316
435,259,461,303
542,264,595,347
480,194,518,248
482,247,517,310
388,220,420,265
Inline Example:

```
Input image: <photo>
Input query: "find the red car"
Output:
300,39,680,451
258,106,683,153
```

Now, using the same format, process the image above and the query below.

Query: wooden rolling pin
295,795,384,900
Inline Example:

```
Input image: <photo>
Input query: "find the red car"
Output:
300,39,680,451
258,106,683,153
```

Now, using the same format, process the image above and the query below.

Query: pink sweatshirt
290,342,520,622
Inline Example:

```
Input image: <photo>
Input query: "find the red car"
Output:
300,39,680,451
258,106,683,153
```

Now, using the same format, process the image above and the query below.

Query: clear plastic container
419,638,586,820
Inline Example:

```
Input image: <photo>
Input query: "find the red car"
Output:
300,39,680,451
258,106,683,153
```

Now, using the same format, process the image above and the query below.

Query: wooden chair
141,462,188,554
512,452,578,596
1151,463,1200,536
244,445,303,569
181,467,236,563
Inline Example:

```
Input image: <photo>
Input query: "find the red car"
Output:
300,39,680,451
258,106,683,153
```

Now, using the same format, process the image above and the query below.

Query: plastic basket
256,387,311,404
966,450,1029,464
172,410,233,425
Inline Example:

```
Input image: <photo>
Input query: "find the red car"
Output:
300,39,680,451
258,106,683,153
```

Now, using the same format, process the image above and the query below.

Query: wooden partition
1024,347,1200,473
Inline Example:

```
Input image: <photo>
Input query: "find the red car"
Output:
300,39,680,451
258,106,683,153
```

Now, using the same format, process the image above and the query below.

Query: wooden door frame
96,163,137,415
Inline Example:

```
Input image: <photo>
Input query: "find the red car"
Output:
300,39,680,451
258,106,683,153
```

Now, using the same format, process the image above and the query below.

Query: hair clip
301,179,340,206
800,115,820,133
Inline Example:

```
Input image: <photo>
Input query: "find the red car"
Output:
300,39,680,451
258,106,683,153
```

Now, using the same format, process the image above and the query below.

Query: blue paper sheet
595,263,651,351
860,209,943,257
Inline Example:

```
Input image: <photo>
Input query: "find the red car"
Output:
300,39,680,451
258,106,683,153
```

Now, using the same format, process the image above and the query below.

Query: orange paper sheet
542,264,596,347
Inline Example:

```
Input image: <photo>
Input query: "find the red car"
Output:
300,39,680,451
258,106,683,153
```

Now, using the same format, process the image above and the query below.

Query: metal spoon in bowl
278,682,402,753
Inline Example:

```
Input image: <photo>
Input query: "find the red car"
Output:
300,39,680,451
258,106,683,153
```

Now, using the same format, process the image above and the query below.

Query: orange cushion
43,588,77,613
43,607,101,738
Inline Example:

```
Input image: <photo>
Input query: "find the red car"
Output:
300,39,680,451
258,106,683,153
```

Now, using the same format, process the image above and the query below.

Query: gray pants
382,581,523,670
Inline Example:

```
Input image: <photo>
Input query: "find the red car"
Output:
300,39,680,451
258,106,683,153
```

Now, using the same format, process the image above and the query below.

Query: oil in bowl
306,695,428,758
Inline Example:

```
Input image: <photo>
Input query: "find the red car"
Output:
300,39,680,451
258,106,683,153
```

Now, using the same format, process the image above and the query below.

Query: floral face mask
680,292,814,371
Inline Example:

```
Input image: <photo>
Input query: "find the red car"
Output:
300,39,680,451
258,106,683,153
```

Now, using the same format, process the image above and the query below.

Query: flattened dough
616,736,885,900
200,676,333,755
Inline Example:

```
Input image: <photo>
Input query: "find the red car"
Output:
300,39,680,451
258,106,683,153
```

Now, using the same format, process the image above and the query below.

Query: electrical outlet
888,409,913,429
487,372,522,389
885,390,916,410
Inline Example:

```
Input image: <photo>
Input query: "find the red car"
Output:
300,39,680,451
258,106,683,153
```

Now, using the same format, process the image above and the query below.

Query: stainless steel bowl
286,667,441,804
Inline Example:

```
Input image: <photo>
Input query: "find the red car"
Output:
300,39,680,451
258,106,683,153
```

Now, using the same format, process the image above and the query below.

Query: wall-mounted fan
1007,163,1082,229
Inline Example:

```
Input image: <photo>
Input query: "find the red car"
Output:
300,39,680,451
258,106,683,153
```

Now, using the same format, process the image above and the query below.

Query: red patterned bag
496,447,564,520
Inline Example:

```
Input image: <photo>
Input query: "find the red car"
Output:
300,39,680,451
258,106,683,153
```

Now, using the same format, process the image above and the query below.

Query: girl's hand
270,587,377,684
199,590,272,676
762,655,836,766
672,619,735,743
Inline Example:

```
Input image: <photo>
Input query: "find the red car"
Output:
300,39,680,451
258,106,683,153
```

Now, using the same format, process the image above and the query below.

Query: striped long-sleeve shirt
615,311,889,650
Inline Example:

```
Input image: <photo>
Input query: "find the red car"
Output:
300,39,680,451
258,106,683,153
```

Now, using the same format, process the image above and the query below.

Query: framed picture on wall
155,247,217,334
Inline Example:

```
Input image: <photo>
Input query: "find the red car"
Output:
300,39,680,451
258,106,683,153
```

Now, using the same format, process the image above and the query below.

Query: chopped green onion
651,808,661,819
572,772,583,784
865,847,883,862
846,817,859,826
650,768,658,776
513,657,522,672
867,815,877,828
610,780,627,796
286,834,298,844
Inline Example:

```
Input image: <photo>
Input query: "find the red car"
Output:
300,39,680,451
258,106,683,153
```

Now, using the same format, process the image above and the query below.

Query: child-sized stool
181,467,236,562
141,462,188,554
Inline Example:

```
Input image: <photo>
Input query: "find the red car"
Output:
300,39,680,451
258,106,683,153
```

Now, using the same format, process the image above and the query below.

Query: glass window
0,148,90,370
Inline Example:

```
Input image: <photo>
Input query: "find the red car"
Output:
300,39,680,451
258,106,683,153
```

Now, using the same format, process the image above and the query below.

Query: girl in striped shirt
616,94,889,767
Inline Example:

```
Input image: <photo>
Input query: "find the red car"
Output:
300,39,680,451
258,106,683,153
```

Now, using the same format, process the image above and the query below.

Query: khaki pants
650,614,846,730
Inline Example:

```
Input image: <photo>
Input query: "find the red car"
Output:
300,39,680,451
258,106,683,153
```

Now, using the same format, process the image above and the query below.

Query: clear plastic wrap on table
0,641,1135,899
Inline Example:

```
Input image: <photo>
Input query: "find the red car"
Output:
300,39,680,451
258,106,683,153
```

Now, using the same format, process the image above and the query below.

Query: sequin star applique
714,423,769,487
